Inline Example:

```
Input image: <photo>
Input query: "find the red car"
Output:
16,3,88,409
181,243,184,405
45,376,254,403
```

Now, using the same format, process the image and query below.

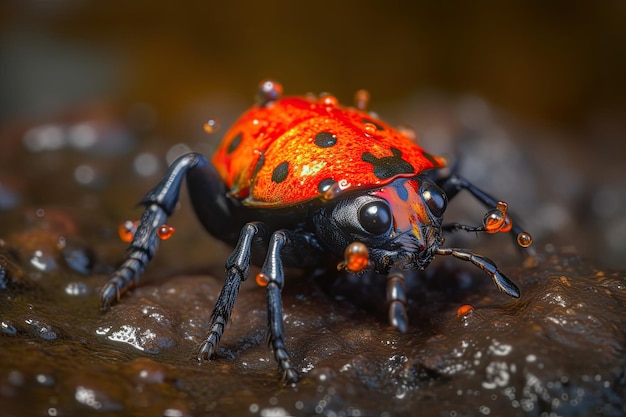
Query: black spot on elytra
271,161,289,183
421,151,440,166
361,148,414,180
361,119,385,130
317,178,336,193
314,131,337,148
227,133,243,154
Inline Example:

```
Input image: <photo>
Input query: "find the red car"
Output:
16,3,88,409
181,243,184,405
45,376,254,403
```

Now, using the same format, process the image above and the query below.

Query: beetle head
313,175,447,272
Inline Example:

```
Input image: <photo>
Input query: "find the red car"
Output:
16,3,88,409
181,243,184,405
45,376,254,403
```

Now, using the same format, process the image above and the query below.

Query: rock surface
1,229,625,417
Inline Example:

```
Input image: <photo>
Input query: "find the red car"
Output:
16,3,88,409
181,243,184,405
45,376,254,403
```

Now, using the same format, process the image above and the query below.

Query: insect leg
436,247,520,298
197,222,267,362
386,267,408,333
259,230,300,384
441,223,484,233
437,174,526,237
100,152,229,310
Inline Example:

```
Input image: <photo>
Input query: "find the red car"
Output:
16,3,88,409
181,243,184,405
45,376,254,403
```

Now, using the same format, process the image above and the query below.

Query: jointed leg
258,230,300,384
100,204,168,308
386,267,408,333
437,174,526,237
197,222,267,361
436,247,520,298
441,223,484,233
100,152,230,310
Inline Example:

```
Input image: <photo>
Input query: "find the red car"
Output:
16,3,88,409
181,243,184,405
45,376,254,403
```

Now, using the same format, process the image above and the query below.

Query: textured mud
1,222,626,417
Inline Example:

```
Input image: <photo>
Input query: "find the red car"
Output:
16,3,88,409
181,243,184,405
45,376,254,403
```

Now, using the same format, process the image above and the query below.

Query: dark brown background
2,2,626,135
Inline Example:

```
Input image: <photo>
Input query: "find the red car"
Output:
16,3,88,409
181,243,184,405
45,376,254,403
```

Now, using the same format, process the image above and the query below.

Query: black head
313,175,447,272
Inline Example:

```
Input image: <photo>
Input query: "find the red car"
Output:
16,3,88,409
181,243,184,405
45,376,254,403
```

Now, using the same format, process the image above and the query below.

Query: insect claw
389,301,408,333
99,283,117,311
283,368,299,384
197,340,215,361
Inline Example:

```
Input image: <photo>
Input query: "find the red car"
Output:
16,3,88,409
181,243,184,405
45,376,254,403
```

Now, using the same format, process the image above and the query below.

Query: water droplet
257,80,283,104
255,272,270,287
319,94,338,108
517,232,533,248
203,119,220,134
354,89,370,110
30,250,57,272
340,242,369,272
65,281,90,296
36,373,55,386
483,210,505,233
118,220,138,243
157,224,175,240
322,179,350,201
500,216,513,233
363,122,377,136
483,201,509,234
457,304,474,318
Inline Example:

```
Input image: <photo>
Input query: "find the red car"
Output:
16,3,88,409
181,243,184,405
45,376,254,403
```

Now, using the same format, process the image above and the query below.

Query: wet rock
2,241,625,416
1,207,96,286
96,298,180,355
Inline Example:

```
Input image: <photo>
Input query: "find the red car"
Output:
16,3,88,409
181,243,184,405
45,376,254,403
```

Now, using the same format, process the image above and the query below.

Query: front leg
101,152,231,309
100,204,168,308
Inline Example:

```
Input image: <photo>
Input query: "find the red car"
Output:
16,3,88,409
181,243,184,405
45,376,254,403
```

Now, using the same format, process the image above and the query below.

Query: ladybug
101,81,532,384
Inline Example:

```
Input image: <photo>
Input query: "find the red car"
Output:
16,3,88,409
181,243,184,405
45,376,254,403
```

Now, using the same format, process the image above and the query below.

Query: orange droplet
483,210,505,234
118,220,138,243
363,123,377,136
457,304,474,317
496,201,509,213
322,182,344,201
255,272,270,287
354,89,370,110
157,224,175,240
483,201,510,234
517,232,533,248
342,242,369,272
319,94,338,108
500,215,513,233
203,119,220,134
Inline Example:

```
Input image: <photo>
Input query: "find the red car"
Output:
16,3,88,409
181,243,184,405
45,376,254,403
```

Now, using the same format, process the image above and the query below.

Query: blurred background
0,1,625,267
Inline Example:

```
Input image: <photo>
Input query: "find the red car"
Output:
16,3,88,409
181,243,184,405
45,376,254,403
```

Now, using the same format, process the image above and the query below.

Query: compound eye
358,201,392,235
422,182,447,218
